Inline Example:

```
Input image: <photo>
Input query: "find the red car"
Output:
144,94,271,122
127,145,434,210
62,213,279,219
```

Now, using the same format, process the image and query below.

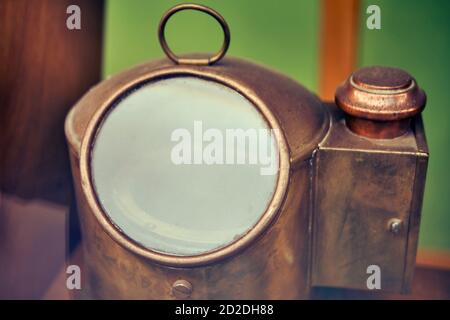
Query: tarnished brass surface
311,104,428,292
345,116,412,140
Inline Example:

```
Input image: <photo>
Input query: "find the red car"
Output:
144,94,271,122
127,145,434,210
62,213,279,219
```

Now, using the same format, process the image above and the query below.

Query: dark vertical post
0,0,104,298
0,0,104,204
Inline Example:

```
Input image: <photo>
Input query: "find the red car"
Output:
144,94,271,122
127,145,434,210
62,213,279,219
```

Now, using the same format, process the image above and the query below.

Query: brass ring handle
158,3,230,65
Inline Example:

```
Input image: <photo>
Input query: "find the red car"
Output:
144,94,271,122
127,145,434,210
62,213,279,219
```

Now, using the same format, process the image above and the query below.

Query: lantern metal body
66,57,329,299
64,4,428,299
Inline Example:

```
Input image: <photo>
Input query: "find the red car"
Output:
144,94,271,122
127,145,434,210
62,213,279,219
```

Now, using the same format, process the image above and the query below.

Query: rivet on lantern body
172,280,193,299
335,66,426,139
388,218,403,235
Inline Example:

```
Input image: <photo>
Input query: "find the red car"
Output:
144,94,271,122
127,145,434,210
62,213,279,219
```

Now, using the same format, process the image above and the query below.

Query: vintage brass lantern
65,4,428,299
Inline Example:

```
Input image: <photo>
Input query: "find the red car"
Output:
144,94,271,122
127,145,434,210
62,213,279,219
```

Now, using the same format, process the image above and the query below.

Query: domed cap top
336,66,426,122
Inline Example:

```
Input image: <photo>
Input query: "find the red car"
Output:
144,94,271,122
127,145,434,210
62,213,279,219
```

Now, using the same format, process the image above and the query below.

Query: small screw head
172,279,193,299
388,218,403,235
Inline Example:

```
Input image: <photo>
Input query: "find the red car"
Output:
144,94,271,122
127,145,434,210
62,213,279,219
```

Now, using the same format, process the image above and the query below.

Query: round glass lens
91,77,279,256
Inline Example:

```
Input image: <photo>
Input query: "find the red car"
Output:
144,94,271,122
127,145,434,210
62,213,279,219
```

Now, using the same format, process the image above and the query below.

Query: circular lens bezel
80,69,290,267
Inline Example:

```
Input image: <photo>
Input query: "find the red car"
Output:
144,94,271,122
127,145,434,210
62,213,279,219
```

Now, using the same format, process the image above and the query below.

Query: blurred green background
103,0,450,250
